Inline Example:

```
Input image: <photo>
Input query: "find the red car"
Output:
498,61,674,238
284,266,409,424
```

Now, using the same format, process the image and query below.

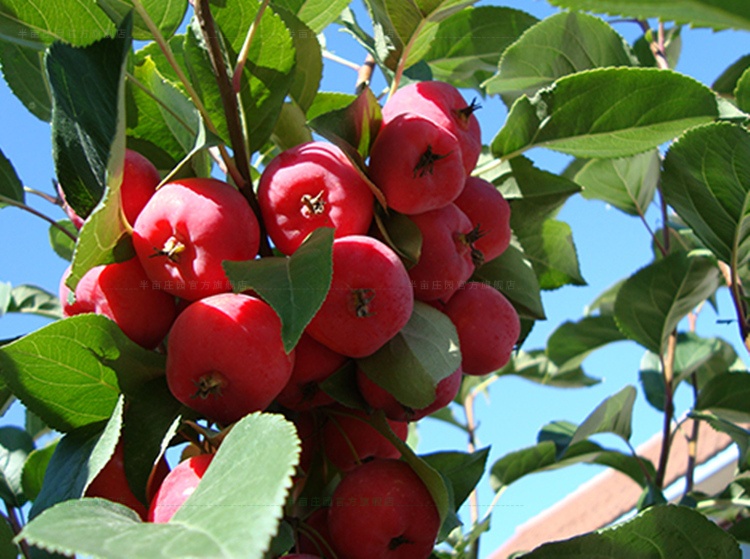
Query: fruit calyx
192,370,227,400
456,223,486,267
389,534,412,550
300,190,326,216
456,98,482,123
152,235,186,263
413,145,452,178
351,288,376,318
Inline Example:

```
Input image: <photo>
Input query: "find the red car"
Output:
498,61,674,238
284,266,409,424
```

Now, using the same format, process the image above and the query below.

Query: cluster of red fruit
59,81,520,558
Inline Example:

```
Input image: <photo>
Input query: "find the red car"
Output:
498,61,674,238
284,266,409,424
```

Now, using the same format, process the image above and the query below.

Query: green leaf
696,373,750,423
0,42,51,121
548,0,750,32
503,155,581,217
0,147,23,208
358,302,462,409
492,67,718,160
585,279,624,316
224,227,334,352
25,413,299,558
272,0,352,34
29,397,123,519
47,15,131,219
0,426,34,507
4,284,62,320
518,504,740,558
425,6,537,92
691,411,750,472
0,0,115,47
547,315,627,372
632,26,681,69
736,68,750,113
21,439,58,502
713,55,750,95
25,409,49,441
496,350,600,388
662,123,750,267
570,385,637,445
0,314,164,433
484,12,636,103
96,0,188,41
421,447,489,509
515,218,586,290
271,102,314,150
614,252,721,355
48,220,77,262
275,7,322,113
306,91,356,120
472,243,545,320
373,206,422,269
0,514,18,558
574,150,661,216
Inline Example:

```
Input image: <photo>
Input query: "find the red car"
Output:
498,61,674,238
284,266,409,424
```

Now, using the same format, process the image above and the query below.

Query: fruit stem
232,0,271,93
0,194,78,242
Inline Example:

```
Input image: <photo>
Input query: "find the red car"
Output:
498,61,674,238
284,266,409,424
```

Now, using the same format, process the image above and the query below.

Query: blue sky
1,1,749,557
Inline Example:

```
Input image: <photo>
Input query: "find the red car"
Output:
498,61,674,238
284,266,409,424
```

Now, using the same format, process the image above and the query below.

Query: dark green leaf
0,426,34,507
0,0,115,47
47,16,131,219
639,369,666,411
502,154,581,208
271,102,314,150
29,397,123,519
492,68,718,160
425,6,537,92
496,350,600,388
25,409,49,440
484,12,636,103
21,439,58,502
358,302,462,409
3,284,61,320
570,385,637,445
318,361,368,410
729,515,750,542
691,411,750,472
275,8,322,113
632,26,681,69
272,0,352,34
472,243,545,320
373,206,422,269
662,122,750,267
614,252,721,355
736,68,750,115
548,0,750,32
224,227,333,352
713,55,750,95
574,150,660,216
518,504,740,558
421,448,489,509
547,315,626,372
96,0,188,41
696,373,750,423
48,220,77,262
0,147,23,208
0,514,18,558
0,42,51,121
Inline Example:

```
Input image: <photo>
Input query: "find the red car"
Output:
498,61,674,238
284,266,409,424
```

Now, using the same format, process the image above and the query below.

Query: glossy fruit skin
85,441,169,521
368,115,466,215
407,204,476,302
276,333,348,411
443,282,520,375
61,258,177,349
307,236,414,358
258,142,375,255
322,406,408,473
121,149,161,226
356,367,463,422
133,178,260,300
453,176,511,263
382,81,481,174
327,459,440,559
148,453,214,523
166,293,295,425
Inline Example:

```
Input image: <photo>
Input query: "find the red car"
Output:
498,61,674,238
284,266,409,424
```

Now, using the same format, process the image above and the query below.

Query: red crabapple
306,236,414,358
407,204,479,301
120,149,161,226
357,367,463,422
444,282,520,375
148,453,214,523
60,258,177,349
322,406,407,472
383,81,482,174
133,178,260,300
453,176,511,263
368,114,466,215
276,333,348,411
258,142,375,255
327,459,440,559
166,293,294,425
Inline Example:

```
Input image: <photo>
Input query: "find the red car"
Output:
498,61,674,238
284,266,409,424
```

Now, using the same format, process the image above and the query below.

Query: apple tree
0,0,749,558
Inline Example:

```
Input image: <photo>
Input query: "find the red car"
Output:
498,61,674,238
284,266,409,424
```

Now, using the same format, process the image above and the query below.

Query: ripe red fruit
306,236,414,358
297,507,332,556
327,459,440,559
407,204,478,301
121,149,161,226
356,367,463,422
133,178,260,300
166,293,294,425
444,282,520,375
85,442,169,521
322,406,407,472
383,81,482,174
368,114,466,215
148,453,214,523
276,333,348,411
453,176,511,263
60,258,177,349
258,142,375,255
